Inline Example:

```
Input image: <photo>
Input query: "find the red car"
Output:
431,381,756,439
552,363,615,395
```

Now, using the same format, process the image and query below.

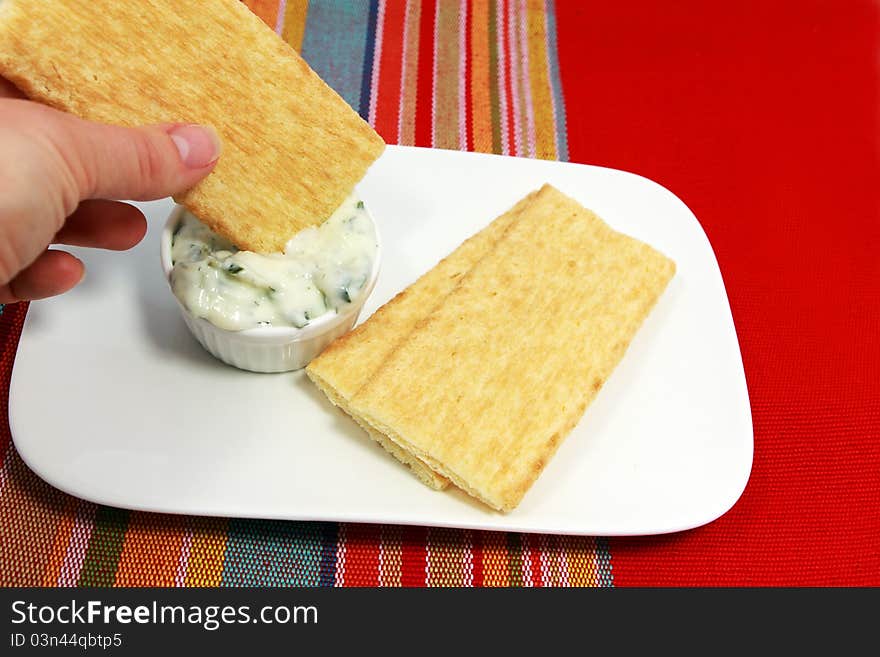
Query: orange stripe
567,536,599,586
113,513,187,586
469,0,493,152
282,0,310,52
374,0,407,143
340,523,381,586
481,530,509,587
427,527,468,586
0,450,70,585
245,0,282,28
399,0,422,146
526,0,557,159
185,517,229,587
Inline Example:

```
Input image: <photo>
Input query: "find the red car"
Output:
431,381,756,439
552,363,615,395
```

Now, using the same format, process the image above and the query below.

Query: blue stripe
318,522,338,586
220,519,326,587
544,0,569,162
300,0,372,112
357,0,381,120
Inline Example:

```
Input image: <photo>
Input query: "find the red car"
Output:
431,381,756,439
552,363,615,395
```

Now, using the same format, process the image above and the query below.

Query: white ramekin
160,204,381,373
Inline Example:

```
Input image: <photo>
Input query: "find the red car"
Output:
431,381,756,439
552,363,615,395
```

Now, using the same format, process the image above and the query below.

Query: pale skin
0,78,221,304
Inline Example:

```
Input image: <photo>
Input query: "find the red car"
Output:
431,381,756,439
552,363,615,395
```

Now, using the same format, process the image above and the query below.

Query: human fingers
0,77,23,99
50,115,222,202
53,200,147,251
0,249,84,304
0,102,216,276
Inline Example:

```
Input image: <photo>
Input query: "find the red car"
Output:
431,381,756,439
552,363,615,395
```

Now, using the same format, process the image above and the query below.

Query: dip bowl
159,204,381,373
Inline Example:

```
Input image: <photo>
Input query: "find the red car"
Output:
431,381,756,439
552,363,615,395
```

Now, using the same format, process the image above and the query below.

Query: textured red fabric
341,523,381,586
401,525,428,587
0,303,27,457
415,0,437,148
556,0,880,585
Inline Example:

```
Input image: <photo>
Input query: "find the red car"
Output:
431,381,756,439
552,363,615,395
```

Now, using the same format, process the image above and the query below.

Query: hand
0,78,221,304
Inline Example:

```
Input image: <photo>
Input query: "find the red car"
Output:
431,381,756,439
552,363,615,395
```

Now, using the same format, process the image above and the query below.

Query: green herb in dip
170,195,377,330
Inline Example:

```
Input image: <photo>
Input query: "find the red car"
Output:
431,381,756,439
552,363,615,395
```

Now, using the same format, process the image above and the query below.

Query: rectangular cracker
306,190,542,489
349,185,676,512
0,0,385,253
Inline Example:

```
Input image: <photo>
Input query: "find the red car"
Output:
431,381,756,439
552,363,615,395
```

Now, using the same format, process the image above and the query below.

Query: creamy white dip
170,195,377,331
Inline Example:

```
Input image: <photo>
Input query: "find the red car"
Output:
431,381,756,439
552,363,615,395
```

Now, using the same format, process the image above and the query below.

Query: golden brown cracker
306,191,541,489
0,0,385,253
351,185,676,512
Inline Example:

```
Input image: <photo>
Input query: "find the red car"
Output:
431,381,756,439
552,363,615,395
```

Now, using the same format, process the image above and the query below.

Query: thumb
56,116,222,202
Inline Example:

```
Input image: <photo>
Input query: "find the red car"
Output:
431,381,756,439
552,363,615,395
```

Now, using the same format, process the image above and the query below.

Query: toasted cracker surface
0,0,384,253
306,191,541,489
350,185,676,512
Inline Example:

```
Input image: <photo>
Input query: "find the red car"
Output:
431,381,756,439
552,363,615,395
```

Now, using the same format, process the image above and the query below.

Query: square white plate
9,146,752,536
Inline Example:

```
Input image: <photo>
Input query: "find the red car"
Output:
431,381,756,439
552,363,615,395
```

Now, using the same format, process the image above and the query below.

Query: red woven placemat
555,0,880,585
0,0,614,588
1,0,877,587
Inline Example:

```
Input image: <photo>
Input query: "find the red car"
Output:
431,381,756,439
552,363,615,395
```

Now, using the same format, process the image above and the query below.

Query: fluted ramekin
159,205,380,373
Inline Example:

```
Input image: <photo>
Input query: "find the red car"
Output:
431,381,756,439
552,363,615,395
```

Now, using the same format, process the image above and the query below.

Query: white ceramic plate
9,146,752,536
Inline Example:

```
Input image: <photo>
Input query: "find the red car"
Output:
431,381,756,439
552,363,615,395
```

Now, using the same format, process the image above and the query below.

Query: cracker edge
351,185,677,512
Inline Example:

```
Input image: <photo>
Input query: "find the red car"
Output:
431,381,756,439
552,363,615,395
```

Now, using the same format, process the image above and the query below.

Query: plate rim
8,146,754,536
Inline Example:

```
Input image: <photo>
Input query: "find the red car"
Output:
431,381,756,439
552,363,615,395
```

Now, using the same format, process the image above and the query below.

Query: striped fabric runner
0,0,612,587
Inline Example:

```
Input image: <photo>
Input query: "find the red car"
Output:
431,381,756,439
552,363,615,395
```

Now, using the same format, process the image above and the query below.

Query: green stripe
506,532,523,587
77,506,130,587
488,0,503,154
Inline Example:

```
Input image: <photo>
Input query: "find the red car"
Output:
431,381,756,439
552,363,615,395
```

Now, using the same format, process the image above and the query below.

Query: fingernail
167,124,221,169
